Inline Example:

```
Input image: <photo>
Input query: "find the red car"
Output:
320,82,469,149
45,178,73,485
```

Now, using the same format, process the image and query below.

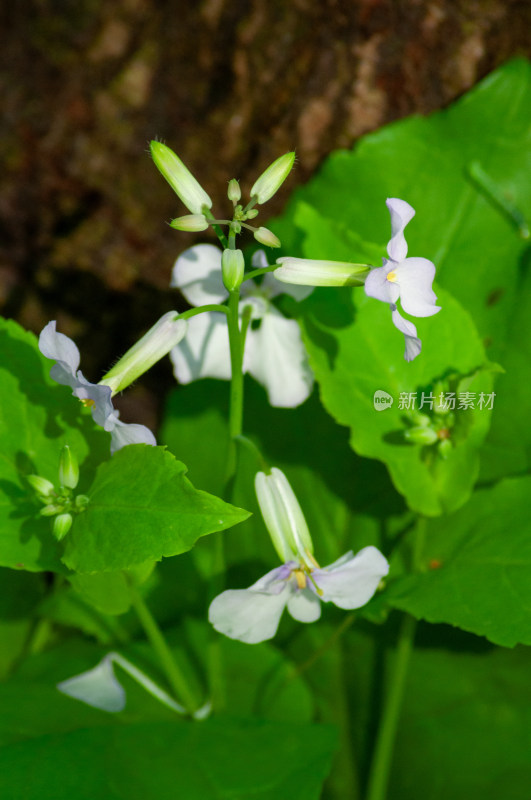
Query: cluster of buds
403,380,455,458
150,142,293,286
28,446,89,540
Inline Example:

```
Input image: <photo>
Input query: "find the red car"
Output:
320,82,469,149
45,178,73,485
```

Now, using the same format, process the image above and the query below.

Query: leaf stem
128,578,199,714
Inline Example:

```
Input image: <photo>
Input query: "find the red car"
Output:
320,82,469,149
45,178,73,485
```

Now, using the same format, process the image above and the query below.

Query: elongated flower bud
404,426,438,445
27,474,55,499
250,152,295,204
254,227,281,249
53,513,73,541
150,141,212,215
222,248,245,292
227,179,241,203
255,468,314,566
59,445,79,489
274,257,370,287
100,312,187,395
170,214,209,232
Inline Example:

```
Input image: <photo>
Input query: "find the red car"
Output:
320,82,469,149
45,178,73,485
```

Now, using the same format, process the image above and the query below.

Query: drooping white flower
57,651,211,718
170,245,314,408
208,467,389,644
39,322,156,454
364,198,441,361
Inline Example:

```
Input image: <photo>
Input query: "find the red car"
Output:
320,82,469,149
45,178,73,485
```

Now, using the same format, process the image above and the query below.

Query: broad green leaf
62,445,250,573
0,317,109,572
0,718,336,800
299,287,494,516
385,476,531,646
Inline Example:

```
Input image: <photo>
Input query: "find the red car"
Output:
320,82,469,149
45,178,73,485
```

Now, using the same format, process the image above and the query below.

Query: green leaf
385,476,531,646
0,317,109,573
0,718,336,800
299,287,494,516
62,445,250,573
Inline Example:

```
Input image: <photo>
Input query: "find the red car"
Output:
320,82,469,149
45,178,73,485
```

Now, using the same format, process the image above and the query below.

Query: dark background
2,0,530,428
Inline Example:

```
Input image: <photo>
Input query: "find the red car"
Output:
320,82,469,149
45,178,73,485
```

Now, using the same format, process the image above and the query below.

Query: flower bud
150,141,212,215
59,445,79,489
53,513,73,541
255,468,314,566
250,152,295,204
75,494,90,511
274,257,370,287
222,249,245,292
227,179,241,203
404,426,438,445
170,214,209,232
40,504,64,517
253,227,281,249
246,208,259,220
100,312,187,394
27,474,55,499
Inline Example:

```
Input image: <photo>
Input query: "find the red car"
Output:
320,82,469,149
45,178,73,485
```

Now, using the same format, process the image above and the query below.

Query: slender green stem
364,517,426,800
128,579,199,713
204,208,228,248
242,264,279,283
227,289,244,440
179,304,229,321
365,613,416,800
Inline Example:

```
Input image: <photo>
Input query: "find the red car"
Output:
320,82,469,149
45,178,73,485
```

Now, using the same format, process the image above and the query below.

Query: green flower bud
255,467,314,566
246,208,259,220
59,445,79,490
227,179,241,203
74,494,90,511
53,513,73,541
438,439,453,459
274,257,370,287
100,312,187,394
404,427,439,445
253,227,281,249
170,214,209,232
150,141,212,215
27,474,55,499
40,504,64,517
222,249,245,292
250,152,295,204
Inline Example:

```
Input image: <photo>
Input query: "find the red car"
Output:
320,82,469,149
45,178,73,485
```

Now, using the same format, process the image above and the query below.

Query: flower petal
170,311,231,383
171,244,227,306
287,588,322,622
57,653,126,712
394,257,441,317
208,586,289,644
391,306,422,362
386,198,415,262
245,307,313,408
364,264,400,305
39,321,81,387
110,420,157,454
314,546,389,610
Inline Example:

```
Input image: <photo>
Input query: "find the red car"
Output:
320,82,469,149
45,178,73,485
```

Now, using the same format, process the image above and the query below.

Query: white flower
39,322,156,454
170,245,314,408
364,198,441,361
208,467,389,644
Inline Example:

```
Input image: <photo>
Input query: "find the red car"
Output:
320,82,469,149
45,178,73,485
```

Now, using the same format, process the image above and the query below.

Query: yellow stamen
80,398,95,409
293,569,307,590
387,270,397,282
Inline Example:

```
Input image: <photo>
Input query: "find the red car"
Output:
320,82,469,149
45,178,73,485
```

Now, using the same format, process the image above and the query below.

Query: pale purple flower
364,198,441,361
39,321,156,454
208,547,389,644
208,467,389,644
